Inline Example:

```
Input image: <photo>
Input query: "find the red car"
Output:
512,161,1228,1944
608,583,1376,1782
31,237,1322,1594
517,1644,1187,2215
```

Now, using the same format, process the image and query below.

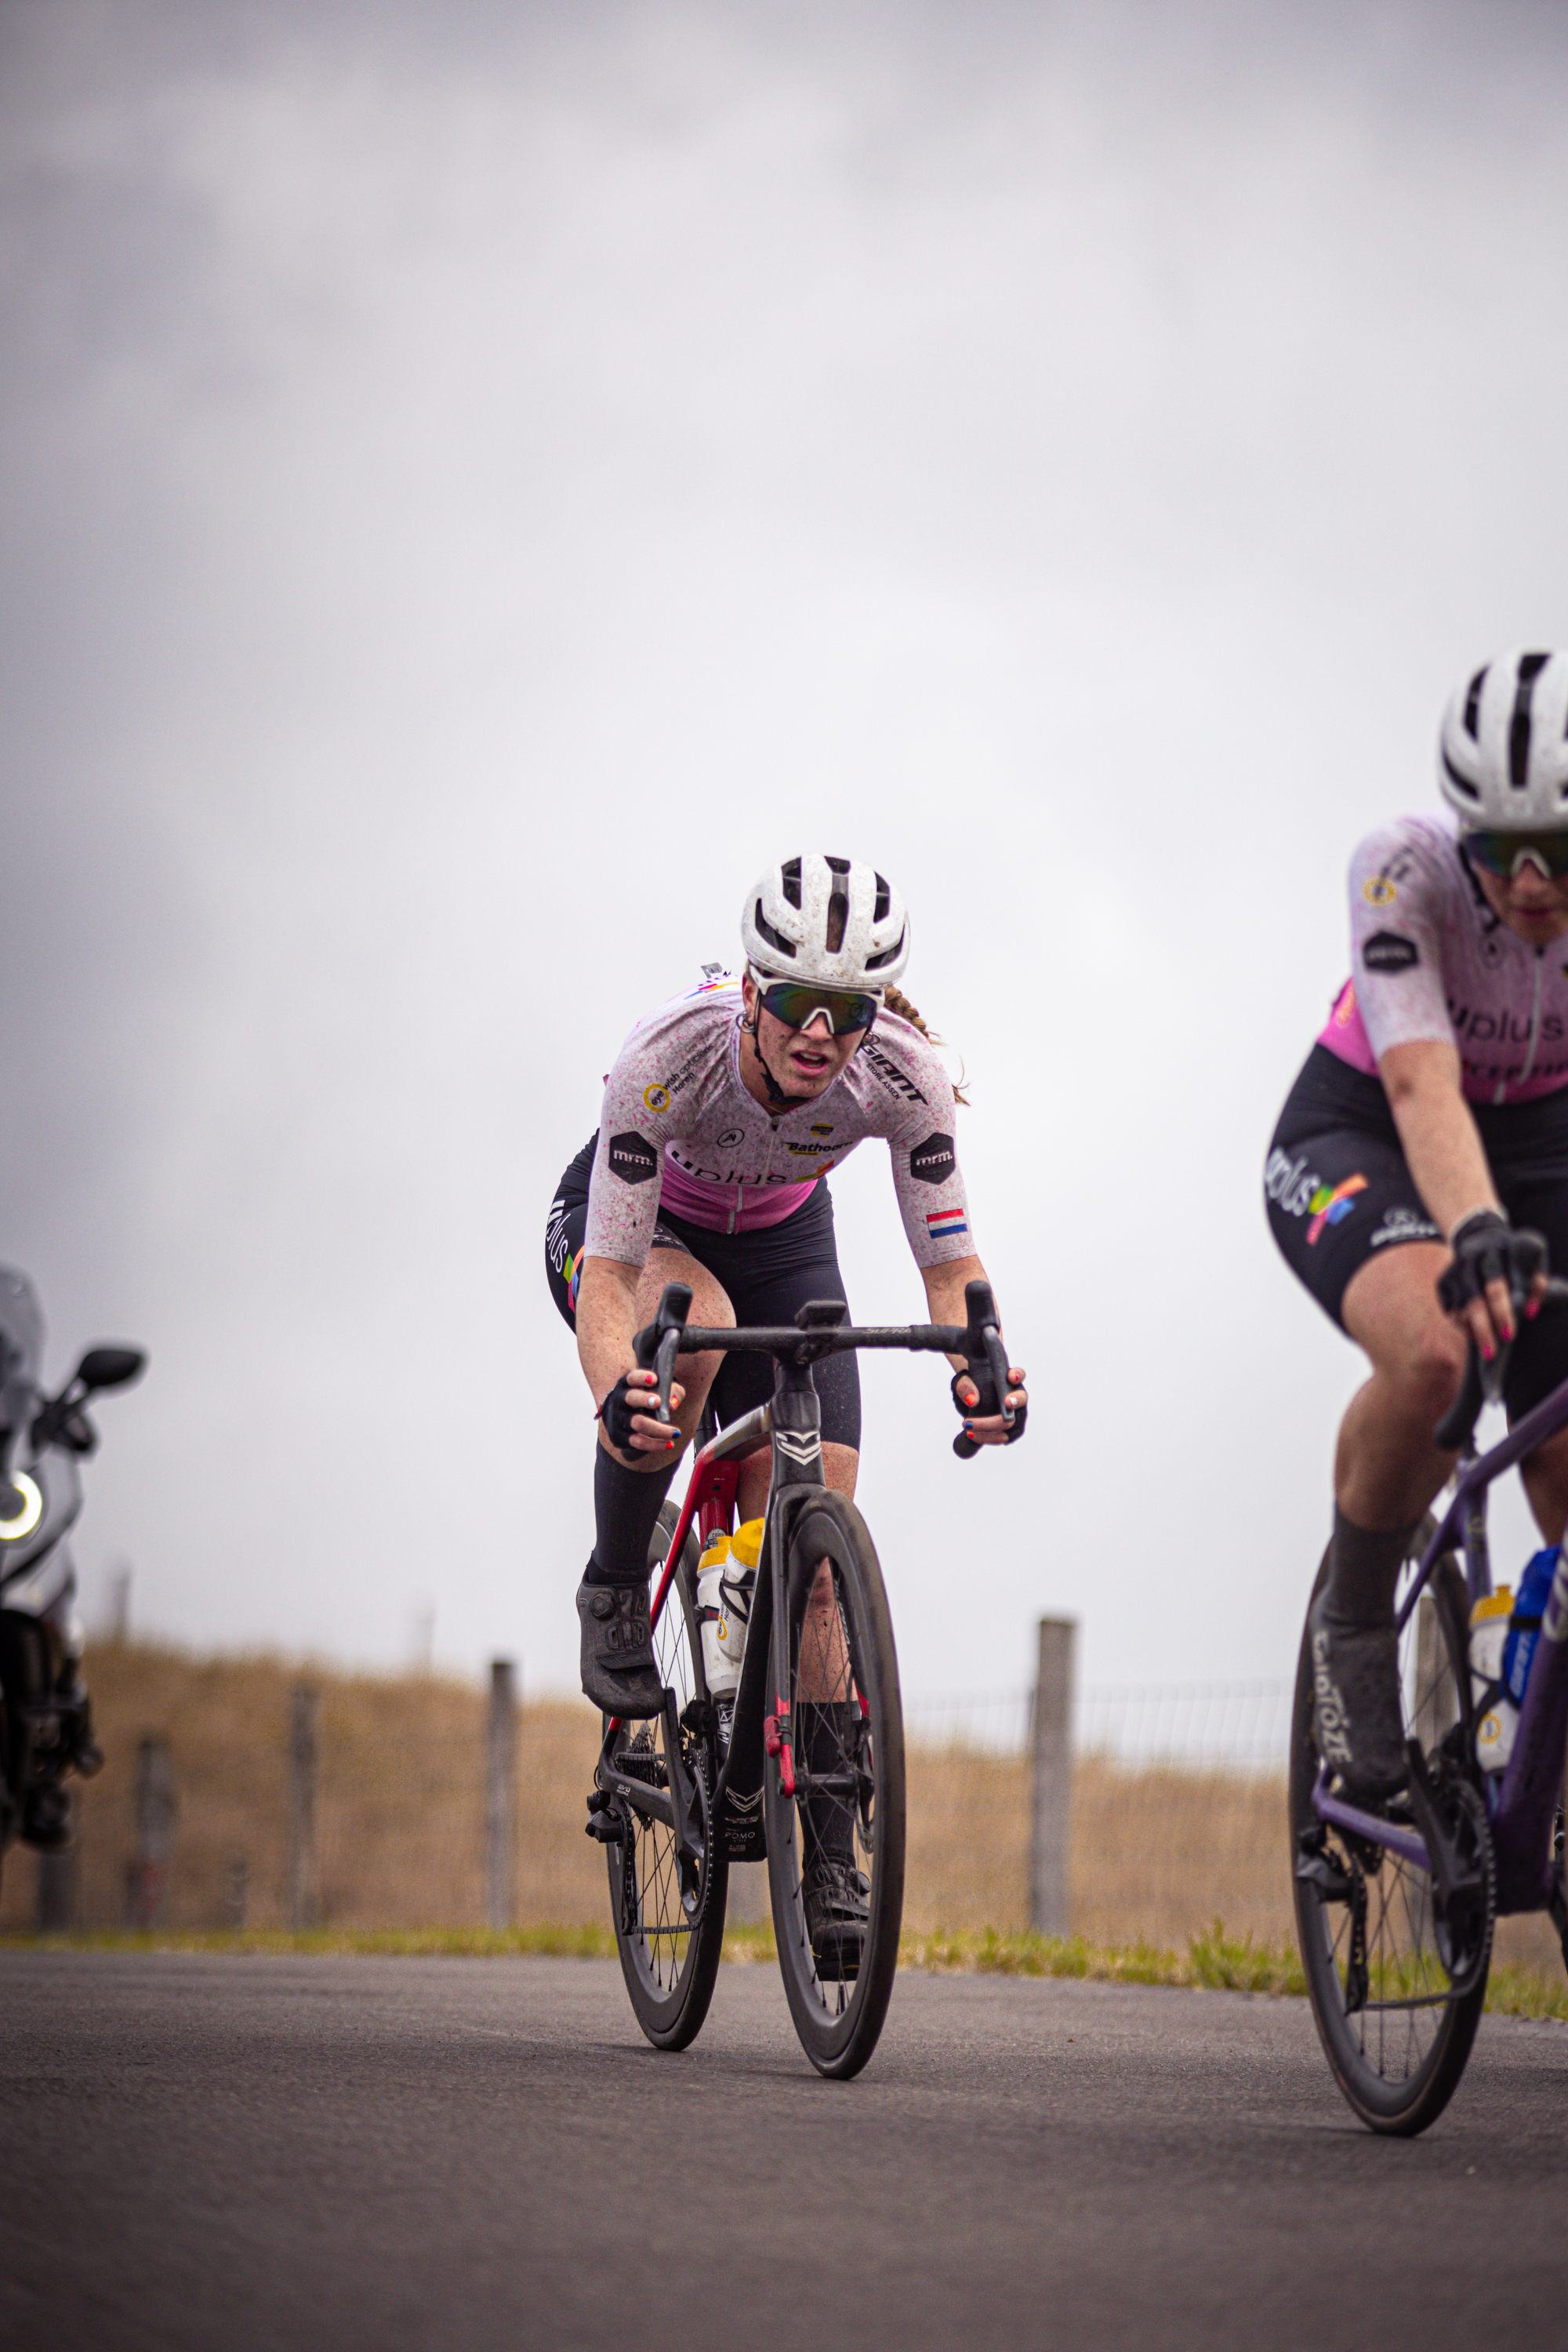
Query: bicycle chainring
1428,1766,1495,1998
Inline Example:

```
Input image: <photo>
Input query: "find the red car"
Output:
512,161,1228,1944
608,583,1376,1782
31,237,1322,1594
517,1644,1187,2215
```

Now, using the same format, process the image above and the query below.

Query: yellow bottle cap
1470,1588,1514,1624
730,1518,765,1570
698,1531,730,1570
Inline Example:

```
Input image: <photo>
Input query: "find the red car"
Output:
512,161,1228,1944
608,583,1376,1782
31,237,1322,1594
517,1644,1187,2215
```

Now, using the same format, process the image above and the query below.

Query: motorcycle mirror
74,1345,147,1394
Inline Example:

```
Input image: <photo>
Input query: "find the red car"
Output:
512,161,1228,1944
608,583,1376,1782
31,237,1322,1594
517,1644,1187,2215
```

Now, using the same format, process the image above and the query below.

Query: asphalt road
1,1951,1565,2351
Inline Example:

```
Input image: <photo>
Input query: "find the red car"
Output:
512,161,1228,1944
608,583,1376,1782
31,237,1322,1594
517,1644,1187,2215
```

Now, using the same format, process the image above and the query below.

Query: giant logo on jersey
909,1132,956,1185
608,1132,659,1185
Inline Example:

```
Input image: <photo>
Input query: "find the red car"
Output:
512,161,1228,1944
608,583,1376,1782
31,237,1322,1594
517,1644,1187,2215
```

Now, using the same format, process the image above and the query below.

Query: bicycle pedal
584,1788,620,1843
585,1792,623,1845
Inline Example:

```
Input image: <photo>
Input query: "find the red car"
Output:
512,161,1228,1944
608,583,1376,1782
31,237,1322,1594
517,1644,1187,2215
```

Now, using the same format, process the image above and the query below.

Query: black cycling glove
1436,1210,1548,1316
950,1366,1027,1446
596,1371,663,1465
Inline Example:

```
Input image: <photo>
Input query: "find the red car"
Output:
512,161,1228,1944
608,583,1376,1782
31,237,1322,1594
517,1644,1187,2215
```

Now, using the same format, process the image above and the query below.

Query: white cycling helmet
1438,650,1568,829
740,854,910,990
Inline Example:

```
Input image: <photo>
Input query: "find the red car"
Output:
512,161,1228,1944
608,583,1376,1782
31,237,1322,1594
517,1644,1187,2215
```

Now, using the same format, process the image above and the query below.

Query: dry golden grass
0,1645,1559,1989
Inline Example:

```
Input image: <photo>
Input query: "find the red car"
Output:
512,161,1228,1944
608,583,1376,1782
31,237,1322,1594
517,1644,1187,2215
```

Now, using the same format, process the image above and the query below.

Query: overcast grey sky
3,0,1567,1702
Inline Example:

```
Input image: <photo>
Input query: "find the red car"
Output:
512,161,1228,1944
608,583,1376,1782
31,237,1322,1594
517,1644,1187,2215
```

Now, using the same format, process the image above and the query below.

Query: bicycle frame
595,1285,1007,1871
1312,1352,1568,1923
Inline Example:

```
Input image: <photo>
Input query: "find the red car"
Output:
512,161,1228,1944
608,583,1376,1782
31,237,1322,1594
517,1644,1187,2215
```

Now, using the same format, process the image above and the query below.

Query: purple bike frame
1313,1358,1568,1915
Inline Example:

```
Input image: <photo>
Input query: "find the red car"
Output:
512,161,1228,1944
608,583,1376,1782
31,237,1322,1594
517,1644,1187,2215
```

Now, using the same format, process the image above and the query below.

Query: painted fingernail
1483,1344,1496,1362
1528,1298,1541,1319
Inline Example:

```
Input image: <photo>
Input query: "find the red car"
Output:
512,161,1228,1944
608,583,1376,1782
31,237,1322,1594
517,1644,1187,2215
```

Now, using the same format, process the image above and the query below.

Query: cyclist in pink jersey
1267,651,1568,1803
545,855,1026,1749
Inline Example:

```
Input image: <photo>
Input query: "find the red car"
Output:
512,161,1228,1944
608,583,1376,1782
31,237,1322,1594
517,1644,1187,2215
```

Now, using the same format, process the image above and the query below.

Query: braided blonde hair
882,987,969,1108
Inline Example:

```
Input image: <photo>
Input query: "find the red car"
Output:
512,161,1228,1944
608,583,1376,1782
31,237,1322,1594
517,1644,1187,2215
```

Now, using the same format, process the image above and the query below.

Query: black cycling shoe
576,1571,666,1717
803,1857,869,1980
21,1780,72,1853
1308,1588,1407,1803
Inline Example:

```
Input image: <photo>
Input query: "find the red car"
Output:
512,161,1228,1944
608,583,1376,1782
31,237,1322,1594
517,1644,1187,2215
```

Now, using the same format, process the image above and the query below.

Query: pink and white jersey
1318,814,1568,1106
584,974,975,1269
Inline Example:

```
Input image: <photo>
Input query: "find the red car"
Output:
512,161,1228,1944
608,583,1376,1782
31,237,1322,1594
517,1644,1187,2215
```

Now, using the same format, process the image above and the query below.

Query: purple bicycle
1291,1279,1568,2133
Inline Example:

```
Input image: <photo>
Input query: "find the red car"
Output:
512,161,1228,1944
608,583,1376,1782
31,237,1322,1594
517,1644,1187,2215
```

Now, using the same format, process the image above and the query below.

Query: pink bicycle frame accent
648,1403,773,1635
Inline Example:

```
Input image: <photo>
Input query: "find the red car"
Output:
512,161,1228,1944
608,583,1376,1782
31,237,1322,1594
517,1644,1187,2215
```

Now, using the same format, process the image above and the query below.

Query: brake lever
633,1281,694,1428
953,1278,1014,1460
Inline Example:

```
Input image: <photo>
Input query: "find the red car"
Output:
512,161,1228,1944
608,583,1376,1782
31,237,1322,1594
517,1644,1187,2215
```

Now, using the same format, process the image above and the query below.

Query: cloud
0,0,1563,1699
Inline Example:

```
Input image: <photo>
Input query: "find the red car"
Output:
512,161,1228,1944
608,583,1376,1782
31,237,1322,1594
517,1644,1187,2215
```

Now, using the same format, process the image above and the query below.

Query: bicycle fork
759,1349,830,1808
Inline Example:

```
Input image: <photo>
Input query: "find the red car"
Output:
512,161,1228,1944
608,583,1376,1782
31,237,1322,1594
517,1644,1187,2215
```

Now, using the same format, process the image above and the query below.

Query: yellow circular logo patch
1363,875,1397,908
643,1083,671,1114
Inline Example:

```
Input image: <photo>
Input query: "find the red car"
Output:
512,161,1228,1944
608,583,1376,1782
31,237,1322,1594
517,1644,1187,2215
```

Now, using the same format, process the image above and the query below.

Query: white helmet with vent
1439,650,1568,828
740,854,910,989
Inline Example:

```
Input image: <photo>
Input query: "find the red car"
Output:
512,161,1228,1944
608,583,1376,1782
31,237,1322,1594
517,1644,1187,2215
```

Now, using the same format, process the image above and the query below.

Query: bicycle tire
604,1501,729,2051
764,1492,905,2080
1290,1526,1489,2135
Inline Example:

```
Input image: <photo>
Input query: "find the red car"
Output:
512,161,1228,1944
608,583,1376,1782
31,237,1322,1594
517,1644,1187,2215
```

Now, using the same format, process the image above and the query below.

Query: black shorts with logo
1265,1045,1568,1416
544,1135,862,1450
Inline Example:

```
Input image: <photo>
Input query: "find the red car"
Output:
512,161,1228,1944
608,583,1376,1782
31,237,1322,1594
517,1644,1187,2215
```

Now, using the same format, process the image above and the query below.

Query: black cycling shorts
545,1135,862,1450
1265,1044,1568,1416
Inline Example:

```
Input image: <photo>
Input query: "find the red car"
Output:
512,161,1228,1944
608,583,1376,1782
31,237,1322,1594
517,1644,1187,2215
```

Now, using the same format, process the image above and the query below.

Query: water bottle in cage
1504,1545,1557,1707
1469,1587,1517,1774
696,1518,763,1759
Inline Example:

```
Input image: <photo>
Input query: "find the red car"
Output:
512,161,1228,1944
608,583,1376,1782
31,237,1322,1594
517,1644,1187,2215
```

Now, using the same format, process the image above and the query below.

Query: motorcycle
0,1265,146,1869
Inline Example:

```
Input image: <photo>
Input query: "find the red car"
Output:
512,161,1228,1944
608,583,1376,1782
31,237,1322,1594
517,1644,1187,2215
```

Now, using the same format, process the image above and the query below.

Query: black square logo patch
608,1132,659,1185
909,1132,956,1185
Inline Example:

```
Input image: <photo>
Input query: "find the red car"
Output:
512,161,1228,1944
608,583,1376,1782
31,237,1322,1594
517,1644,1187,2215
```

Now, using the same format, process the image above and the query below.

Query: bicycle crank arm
595,1692,707,1885
1310,1766,1430,1874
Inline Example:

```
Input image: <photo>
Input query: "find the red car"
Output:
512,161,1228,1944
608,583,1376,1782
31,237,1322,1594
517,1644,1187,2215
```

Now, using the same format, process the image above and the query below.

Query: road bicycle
1291,1280,1568,2134
583,1277,1013,2080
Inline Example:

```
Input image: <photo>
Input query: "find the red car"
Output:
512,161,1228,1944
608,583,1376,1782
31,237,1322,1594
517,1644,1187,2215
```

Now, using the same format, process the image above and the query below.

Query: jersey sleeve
876,1036,975,1269
1346,822,1457,1065
583,1036,666,1268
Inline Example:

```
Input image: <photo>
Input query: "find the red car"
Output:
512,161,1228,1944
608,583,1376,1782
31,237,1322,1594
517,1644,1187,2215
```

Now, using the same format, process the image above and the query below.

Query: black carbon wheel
604,1503,729,2051
764,1493,905,2081
1290,1529,1491,2135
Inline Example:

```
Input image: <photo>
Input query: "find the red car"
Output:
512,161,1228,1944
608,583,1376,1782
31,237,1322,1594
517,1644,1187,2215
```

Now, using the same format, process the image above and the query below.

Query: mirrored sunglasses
1464,829,1568,881
754,977,883,1034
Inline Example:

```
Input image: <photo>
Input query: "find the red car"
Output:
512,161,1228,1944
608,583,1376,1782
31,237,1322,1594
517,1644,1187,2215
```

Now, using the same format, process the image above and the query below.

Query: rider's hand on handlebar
1436,1210,1548,1361
951,1364,1029,1447
596,1368,686,1465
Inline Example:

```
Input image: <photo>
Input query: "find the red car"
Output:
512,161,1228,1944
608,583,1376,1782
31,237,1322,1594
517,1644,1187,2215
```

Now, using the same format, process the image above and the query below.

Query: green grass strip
5,1916,1566,2019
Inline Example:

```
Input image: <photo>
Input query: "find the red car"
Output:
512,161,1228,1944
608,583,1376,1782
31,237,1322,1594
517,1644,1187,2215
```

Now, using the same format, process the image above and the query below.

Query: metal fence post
1029,1617,1076,1936
486,1659,517,1929
124,1736,176,1929
289,1686,320,1931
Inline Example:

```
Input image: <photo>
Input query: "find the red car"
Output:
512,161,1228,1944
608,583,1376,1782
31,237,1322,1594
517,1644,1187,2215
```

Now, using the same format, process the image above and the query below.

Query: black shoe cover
1308,1588,1407,1803
22,1780,71,1853
802,1857,870,1980
576,1573,666,1718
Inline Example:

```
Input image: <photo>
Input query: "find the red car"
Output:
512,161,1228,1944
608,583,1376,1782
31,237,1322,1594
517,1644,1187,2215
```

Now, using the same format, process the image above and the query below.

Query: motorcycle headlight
0,1472,42,1541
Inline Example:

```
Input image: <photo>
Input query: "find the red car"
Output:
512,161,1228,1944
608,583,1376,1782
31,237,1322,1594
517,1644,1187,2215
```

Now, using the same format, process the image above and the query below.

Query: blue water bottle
1504,1547,1558,1706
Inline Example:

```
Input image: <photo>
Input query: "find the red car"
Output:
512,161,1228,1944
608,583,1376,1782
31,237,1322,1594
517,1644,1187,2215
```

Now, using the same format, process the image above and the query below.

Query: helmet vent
864,929,907,972
1511,652,1552,788
826,876,848,953
873,874,890,922
1440,751,1480,804
751,899,797,959
1463,668,1487,739
780,858,802,910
